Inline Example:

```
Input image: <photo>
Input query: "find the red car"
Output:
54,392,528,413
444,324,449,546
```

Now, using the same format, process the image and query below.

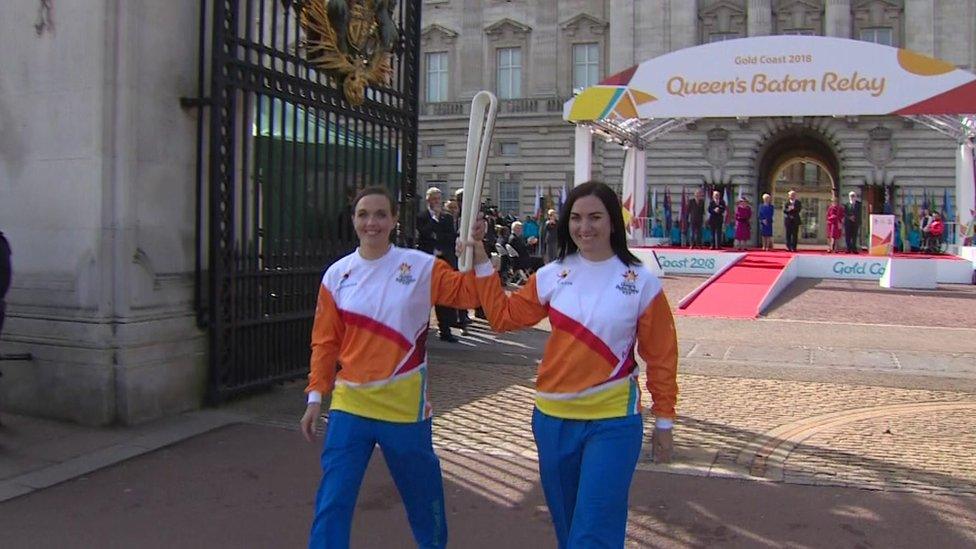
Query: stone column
609,0,635,74
905,0,935,56
459,0,484,100
747,0,772,37
825,0,852,39
669,0,700,52
531,0,557,96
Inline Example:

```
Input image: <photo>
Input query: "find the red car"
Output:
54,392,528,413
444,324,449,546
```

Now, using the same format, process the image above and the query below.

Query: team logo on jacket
396,263,416,285
616,270,639,295
556,269,572,285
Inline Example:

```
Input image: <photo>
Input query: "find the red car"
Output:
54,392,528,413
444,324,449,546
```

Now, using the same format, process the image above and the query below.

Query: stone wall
0,0,206,425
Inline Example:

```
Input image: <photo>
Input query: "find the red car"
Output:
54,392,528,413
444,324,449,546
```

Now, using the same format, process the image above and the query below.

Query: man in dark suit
706,190,726,250
416,187,459,342
687,189,705,248
844,190,863,254
0,230,10,339
783,189,802,252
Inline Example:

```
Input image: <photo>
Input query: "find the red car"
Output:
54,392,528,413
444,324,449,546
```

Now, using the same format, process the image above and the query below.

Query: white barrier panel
634,249,743,275
937,256,975,283
959,246,976,263
633,248,972,283
756,257,799,315
629,248,665,278
881,258,938,289
794,255,889,280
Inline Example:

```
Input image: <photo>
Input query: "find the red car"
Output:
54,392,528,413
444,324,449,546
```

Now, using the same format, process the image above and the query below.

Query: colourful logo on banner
869,215,896,256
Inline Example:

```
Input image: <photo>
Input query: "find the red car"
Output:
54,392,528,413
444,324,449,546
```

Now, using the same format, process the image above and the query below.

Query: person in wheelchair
925,212,945,253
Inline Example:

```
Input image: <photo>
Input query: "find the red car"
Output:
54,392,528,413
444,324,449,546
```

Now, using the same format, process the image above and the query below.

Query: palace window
427,144,446,158
496,47,522,99
425,52,449,102
497,181,521,215
572,43,599,91
708,33,741,42
859,27,893,46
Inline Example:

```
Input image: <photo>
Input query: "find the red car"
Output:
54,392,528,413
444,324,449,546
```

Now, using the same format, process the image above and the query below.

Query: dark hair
352,186,397,216
556,181,641,266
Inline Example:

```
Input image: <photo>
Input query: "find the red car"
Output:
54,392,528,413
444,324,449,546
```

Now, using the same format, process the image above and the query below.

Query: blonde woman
758,193,775,251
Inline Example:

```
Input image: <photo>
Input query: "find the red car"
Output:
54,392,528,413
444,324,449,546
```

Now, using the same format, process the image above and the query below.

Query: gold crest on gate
293,0,399,106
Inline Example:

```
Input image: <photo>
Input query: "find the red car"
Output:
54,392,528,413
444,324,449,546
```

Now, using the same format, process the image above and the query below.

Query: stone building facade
0,1,205,425
417,0,976,244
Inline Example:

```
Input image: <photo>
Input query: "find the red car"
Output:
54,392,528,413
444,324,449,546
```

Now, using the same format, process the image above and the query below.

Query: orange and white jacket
306,246,479,423
473,255,678,423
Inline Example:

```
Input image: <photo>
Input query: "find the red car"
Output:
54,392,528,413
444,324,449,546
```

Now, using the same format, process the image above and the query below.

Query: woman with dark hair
463,181,679,548
300,186,482,548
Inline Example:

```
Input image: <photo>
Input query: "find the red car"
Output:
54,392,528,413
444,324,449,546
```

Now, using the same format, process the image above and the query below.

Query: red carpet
677,252,793,319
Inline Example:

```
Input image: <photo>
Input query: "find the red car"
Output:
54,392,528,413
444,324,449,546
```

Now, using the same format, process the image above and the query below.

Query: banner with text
565,36,976,121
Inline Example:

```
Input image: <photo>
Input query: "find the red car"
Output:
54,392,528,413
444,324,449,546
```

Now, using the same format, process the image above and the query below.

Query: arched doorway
757,130,840,246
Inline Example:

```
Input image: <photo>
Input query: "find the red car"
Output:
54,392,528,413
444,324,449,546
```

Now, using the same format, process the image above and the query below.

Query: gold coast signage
565,36,976,121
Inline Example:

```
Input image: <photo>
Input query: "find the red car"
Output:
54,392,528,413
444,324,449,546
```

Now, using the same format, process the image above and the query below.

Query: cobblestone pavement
422,351,976,497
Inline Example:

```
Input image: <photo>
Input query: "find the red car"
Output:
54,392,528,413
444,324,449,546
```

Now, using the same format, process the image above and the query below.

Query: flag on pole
651,187,658,233
680,187,688,234
724,185,733,224
900,199,909,252
663,187,673,238
534,184,543,220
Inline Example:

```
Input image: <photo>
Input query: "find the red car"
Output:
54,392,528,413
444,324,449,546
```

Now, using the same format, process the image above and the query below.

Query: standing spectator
541,209,559,263
758,193,775,251
844,191,862,254
707,190,726,250
523,215,541,253
734,196,753,250
919,208,933,252
451,190,473,333
783,189,802,252
495,225,512,282
415,187,459,342
826,196,844,253
686,189,705,249
928,212,945,253
0,230,10,338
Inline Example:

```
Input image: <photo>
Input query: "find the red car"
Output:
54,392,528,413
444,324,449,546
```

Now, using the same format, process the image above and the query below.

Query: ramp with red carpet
677,252,793,318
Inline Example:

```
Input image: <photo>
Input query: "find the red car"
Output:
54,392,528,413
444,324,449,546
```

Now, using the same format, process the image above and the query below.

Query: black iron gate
199,0,421,401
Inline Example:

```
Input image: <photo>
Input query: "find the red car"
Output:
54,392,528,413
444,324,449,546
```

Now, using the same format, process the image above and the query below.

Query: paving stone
726,345,811,365
811,348,897,369
685,342,731,360
895,352,976,373
0,481,34,502
11,444,150,490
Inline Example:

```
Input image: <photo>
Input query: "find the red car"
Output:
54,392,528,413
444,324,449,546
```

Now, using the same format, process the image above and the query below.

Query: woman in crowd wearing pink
826,196,844,253
734,196,753,250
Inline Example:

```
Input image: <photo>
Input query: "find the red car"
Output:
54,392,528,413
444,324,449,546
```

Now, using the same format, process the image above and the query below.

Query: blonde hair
425,187,442,198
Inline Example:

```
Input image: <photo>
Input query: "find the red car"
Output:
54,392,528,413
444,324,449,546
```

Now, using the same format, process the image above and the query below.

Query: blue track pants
532,408,644,548
309,410,447,548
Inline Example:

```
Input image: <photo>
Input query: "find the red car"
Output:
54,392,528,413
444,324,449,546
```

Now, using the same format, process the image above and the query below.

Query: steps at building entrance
676,252,793,319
